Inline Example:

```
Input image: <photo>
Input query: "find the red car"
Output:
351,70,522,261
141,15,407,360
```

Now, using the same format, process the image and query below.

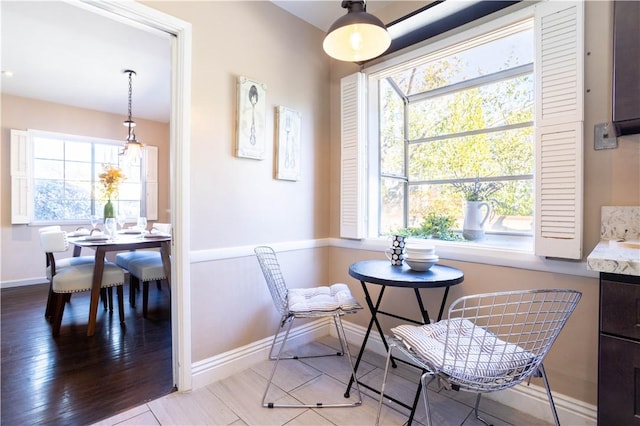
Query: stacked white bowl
404,241,438,271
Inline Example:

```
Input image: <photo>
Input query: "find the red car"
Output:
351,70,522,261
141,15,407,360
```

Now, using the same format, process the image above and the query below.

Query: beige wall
143,1,333,359
0,94,170,283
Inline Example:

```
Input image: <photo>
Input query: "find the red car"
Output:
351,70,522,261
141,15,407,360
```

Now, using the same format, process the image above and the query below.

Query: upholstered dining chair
375,289,582,426
39,226,96,320
127,255,169,318
39,230,126,336
115,222,171,308
254,246,363,408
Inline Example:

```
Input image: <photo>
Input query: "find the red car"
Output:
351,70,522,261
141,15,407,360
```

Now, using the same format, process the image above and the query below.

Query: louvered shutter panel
340,72,367,239
144,145,159,221
10,129,31,224
534,1,584,259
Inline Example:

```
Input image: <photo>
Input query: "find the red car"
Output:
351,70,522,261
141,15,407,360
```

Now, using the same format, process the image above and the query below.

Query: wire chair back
254,246,289,317
440,289,582,392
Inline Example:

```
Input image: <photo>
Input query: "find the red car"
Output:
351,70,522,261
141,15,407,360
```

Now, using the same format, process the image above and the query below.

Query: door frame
76,0,193,391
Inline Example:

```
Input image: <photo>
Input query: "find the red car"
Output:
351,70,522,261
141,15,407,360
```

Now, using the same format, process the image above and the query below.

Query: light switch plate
594,122,618,150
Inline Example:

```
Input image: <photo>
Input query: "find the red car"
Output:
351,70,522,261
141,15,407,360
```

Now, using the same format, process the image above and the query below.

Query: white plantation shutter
11,129,31,224
340,72,367,239
534,1,584,259
144,145,159,221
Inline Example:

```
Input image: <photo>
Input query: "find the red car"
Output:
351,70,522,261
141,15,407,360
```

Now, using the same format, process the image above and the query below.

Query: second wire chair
254,246,363,409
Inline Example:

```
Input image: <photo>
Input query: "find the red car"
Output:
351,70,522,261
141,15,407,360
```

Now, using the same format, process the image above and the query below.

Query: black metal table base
344,281,450,425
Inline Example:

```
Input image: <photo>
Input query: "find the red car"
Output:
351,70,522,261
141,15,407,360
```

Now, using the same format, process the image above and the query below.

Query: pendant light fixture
323,1,391,63
121,69,143,162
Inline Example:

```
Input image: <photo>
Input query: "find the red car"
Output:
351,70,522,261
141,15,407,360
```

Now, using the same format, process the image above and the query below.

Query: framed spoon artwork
236,76,267,159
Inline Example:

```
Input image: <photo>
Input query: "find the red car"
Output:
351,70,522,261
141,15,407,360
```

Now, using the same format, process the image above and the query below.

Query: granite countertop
587,206,640,277
587,239,640,276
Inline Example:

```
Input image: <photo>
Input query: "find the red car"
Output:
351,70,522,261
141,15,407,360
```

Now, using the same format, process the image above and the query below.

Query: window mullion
403,93,410,229
410,174,534,187
406,63,533,104
409,121,533,145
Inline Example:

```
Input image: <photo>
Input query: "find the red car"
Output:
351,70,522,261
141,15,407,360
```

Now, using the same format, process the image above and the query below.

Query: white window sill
330,237,597,279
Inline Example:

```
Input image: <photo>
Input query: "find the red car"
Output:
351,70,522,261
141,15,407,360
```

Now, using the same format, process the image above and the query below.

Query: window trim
340,1,585,262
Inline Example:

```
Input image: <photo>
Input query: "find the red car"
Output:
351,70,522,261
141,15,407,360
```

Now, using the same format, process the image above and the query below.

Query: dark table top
349,259,464,289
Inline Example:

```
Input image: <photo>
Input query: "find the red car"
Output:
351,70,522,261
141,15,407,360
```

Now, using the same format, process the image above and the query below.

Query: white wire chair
376,289,582,426
254,246,363,408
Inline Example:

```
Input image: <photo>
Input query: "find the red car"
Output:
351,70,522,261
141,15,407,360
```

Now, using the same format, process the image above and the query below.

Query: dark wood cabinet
612,1,640,136
598,273,640,425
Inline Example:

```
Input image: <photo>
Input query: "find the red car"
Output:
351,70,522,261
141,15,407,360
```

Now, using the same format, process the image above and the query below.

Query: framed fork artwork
275,106,301,181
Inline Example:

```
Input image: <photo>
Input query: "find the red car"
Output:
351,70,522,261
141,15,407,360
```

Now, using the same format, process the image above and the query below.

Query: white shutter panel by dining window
11,129,31,224
340,72,367,239
143,145,159,221
534,1,584,259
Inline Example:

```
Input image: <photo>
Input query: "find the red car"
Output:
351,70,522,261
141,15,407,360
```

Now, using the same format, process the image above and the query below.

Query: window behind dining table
14,130,145,224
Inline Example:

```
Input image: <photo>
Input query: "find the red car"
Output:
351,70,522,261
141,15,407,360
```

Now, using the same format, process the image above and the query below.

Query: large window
11,129,157,225
32,132,142,222
376,21,534,246
341,2,584,260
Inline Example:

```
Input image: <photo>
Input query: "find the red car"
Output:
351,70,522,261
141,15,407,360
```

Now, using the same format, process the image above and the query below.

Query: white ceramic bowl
405,256,438,271
404,249,437,259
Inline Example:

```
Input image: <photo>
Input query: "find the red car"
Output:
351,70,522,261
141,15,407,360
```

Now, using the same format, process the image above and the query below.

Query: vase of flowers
99,165,125,219
453,177,502,241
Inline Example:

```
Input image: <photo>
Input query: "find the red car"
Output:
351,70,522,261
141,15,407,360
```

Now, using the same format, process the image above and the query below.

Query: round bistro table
345,259,464,424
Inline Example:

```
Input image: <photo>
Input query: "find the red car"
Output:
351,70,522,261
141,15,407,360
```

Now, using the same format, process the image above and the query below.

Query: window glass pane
118,182,141,200
408,127,534,181
380,177,405,234
33,137,63,160
33,159,64,179
34,179,91,221
390,28,533,96
408,183,461,229
65,181,92,201
120,163,141,183
379,79,405,176
407,75,533,140
95,144,120,164
65,141,91,162
117,201,140,220
407,181,534,236
65,161,92,181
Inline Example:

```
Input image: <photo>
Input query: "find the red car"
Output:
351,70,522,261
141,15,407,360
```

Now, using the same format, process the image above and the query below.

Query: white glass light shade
323,4,391,62
123,141,143,163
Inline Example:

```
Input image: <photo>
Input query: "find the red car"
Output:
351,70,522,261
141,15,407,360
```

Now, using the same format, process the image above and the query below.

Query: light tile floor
94,336,552,426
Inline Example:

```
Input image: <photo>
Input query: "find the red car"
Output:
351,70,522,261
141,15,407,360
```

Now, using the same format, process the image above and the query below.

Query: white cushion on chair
128,256,166,282
46,256,95,280
288,283,361,313
115,251,159,270
52,262,125,293
392,318,534,382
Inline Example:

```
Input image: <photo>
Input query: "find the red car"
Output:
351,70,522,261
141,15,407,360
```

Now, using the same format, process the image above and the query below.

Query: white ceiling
0,1,392,124
1,1,172,122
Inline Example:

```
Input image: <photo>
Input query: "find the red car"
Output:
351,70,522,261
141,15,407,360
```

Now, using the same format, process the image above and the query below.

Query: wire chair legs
262,314,362,409
376,344,563,426
376,342,438,426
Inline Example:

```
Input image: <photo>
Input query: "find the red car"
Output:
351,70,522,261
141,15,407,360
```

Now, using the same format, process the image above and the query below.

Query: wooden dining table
69,233,171,336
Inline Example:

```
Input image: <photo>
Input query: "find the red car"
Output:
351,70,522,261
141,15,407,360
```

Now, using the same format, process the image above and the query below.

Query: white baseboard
191,318,596,425
1,277,47,289
191,318,331,389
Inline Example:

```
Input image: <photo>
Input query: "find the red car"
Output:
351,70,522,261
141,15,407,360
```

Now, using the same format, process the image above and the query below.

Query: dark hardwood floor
1,280,173,425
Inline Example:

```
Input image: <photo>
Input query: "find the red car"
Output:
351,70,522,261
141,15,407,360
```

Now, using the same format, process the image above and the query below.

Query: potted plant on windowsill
452,177,503,241
394,212,462,241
